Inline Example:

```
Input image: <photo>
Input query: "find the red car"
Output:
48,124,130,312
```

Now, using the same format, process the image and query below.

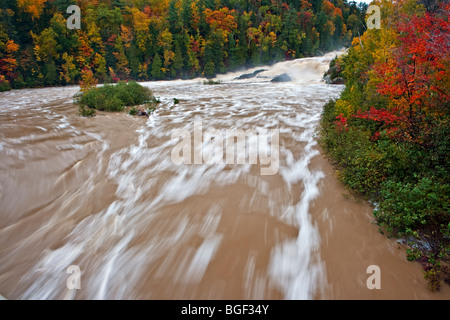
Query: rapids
0,51,448,300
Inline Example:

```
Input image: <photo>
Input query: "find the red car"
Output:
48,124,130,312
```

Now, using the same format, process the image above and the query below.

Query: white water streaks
170,121,280,175
0,52,345,299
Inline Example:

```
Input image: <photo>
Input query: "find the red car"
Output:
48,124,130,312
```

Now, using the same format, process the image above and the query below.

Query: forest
320,0,449,291
0,0,367,90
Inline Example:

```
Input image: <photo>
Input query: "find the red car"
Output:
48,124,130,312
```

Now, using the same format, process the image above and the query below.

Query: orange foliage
204,8,237,33
321,0,336,16
79,68,97,92
6,40,19,54
17,0,47,20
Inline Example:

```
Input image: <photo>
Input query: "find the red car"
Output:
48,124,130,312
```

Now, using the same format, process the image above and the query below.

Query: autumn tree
151,52,163,80
60,52,78,84
371,3,450,143
17,0,47,20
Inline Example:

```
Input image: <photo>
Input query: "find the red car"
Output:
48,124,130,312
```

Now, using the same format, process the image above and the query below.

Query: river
0,51,448,300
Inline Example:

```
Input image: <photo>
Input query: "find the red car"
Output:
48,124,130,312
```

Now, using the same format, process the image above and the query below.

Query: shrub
78,105,96,117
0,76,11,92
320,100,391,197
374,177,450,247
203,79,222,85
74,81,153,113
424,268,442,292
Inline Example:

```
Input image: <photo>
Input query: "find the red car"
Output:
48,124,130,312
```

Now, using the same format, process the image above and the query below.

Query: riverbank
310,147,450,299
317,1,449,294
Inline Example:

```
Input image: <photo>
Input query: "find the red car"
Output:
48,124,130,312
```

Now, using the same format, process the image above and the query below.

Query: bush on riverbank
74,81,154,116
320,98,450,290
319,1,449,291
0,75,11,92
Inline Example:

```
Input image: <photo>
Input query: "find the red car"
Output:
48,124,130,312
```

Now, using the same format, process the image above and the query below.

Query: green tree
204,60,215,78
172,40,184,77
181,0,193,34
151,53,163,80
168,0,181,35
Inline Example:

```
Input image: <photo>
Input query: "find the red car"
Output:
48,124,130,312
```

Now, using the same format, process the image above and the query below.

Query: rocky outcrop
270,73,292,82
235,69,267,80
323,62,345,85
323,74,345,84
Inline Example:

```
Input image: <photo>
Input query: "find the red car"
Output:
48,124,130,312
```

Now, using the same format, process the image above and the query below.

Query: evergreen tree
181,0,193,34
151,53,163,80
168,0,180,35
172,41,184,77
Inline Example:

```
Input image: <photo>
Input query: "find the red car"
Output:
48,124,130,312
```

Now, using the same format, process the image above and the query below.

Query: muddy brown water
0,52,448,300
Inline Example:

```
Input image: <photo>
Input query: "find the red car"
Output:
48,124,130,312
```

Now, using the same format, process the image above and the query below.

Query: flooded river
0,52,448,300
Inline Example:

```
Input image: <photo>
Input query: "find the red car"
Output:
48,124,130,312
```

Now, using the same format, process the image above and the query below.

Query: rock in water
235,69,267,80
331,77,344,84
271,73,292,82
323,75,345,84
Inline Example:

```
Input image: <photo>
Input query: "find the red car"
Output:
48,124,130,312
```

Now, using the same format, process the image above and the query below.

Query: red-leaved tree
372,4,449,144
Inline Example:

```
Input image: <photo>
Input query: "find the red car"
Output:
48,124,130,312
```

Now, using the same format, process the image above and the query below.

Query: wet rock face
323,63,345,85
323,74,345,84
270,73,292,82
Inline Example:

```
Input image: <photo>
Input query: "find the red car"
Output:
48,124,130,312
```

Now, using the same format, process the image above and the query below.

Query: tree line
0,0,367,90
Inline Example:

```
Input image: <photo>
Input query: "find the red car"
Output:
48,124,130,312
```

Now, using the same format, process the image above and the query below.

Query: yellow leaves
108,67,117,79
163,50,175,68
80,69,97,92
268,32,277,47
138,63,148,79
59,53,77,83
349,21,399,71
87,23,102,47
159,29,173,50
51,12,66,28
30,28,60,62
247,27,262,46
351,36,361,48
335,99,354,118
93,53,106,75
33,44,42,62
120,26,133,49
131,7,150,34
131,8,150,53
62,52,74,65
